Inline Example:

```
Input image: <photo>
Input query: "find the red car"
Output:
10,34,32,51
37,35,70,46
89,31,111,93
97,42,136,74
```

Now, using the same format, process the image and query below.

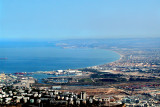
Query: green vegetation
79,68,99,73
78,78,93,83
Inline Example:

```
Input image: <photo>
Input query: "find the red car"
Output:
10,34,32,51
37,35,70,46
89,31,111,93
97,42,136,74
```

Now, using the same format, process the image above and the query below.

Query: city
1,0,160,107
0,38,160,107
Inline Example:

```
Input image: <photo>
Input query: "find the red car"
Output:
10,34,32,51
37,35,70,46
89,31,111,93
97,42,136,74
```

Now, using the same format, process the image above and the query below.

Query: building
80,91,86,100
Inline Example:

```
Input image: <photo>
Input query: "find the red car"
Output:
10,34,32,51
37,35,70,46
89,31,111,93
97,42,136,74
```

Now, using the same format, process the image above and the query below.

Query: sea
0,41,120,81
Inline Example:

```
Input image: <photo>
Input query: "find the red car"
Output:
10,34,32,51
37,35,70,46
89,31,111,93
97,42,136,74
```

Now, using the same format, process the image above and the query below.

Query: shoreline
86,49,123,69
32,48,123,73
1,48,123,76
34,49,123,73
108,50,124,63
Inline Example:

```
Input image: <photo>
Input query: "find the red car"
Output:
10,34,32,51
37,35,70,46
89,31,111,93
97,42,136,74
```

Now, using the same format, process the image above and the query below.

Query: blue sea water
0,43,120,73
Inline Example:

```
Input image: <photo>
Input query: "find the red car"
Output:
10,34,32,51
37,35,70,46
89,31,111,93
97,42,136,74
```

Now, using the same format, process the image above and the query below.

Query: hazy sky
0,0,160,40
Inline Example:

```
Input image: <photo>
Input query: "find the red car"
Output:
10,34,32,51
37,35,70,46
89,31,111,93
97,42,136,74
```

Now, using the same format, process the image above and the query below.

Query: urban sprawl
0,38,160,107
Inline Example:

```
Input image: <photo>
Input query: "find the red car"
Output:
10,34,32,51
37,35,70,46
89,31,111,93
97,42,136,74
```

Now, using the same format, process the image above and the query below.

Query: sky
0,0,160,40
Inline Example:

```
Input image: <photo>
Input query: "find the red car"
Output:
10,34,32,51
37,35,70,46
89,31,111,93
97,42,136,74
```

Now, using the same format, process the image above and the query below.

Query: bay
0,46,120,73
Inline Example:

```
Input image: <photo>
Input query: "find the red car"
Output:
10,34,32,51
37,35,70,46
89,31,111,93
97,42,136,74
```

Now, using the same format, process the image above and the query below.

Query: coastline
109,50,124,63
32,48,122,73
86,49,123,69
34,48,123,84
1,47,123,80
